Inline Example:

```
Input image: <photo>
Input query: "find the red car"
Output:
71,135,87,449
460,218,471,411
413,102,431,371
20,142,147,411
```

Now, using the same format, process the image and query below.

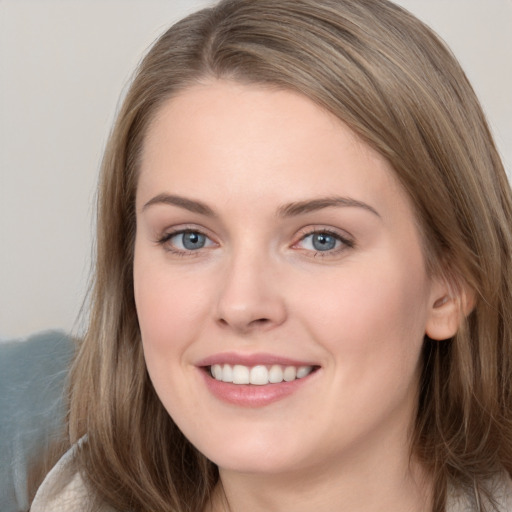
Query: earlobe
425,282,475,341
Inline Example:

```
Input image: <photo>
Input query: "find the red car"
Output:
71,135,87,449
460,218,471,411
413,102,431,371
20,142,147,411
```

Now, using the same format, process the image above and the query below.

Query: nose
215,249,287,334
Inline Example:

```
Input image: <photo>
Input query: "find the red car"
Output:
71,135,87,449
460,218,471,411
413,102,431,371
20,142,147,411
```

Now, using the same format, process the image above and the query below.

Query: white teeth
268,364,283,383
212,364,223,380
250,365,268,385
283,366,297,381
296,366,311,379
210,363,314,385
232,364,250,384
221,364,233,383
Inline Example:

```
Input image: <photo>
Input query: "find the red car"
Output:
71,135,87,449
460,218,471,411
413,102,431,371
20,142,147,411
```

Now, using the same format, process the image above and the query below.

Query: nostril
216,316,271,331
253,318,270,325
246,317,271,328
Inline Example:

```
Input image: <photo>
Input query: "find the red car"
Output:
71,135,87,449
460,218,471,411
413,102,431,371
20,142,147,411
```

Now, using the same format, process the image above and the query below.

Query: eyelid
154,223,354,258
292,226,355,255
155,225,218,255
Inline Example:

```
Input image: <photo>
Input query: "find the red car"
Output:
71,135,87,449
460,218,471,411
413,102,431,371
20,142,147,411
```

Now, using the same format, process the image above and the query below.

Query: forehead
143,80,363,159
137,80,405,216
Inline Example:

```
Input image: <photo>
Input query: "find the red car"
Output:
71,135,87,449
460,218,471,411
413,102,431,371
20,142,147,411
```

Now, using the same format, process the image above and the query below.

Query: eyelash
294,228,355,257
156,227,355,257
156,228,216,257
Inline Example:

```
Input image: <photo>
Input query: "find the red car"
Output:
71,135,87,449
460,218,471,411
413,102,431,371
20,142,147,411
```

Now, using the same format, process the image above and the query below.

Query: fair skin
133,80,460,512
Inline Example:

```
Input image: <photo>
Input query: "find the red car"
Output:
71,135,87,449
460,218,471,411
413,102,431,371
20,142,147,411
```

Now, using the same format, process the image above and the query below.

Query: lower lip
200,368,316,407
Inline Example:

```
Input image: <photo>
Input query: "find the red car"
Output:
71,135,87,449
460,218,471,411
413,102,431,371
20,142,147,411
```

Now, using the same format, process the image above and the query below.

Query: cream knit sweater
32,447,512,512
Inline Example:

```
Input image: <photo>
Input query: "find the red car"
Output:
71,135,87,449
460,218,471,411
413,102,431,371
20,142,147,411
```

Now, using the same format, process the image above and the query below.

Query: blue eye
297,230,352,254
310,233,338,251
161,230,214,252
179,231,207,250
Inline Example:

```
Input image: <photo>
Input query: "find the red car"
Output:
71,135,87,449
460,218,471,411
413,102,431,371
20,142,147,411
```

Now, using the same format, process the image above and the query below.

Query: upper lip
196,352,318,368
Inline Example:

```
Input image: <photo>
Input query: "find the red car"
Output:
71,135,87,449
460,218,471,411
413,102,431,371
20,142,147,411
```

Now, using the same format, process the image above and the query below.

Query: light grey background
1,0,511,339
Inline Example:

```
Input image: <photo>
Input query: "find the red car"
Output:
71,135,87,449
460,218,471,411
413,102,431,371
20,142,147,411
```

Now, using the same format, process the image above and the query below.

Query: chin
187,426,317,475
210,450,305,475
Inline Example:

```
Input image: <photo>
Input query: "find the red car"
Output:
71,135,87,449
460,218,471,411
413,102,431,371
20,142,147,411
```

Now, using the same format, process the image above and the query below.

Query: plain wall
1,0,511,339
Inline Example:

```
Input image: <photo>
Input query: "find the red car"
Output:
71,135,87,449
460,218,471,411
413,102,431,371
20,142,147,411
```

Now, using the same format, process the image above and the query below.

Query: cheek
297,257,431,436
133,254,211,364
295,253,431,370
133,255,214,418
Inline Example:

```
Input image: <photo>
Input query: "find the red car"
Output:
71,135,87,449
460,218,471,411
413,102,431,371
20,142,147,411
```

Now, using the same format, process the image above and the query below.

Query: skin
133,80,460,512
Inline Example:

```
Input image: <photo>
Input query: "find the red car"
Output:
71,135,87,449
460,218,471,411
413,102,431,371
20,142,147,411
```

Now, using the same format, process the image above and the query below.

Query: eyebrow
142,193,215,216
141,193,380,218
277,196,380,218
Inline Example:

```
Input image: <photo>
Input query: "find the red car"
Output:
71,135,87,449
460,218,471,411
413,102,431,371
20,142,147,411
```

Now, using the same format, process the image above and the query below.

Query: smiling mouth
208,364,318,385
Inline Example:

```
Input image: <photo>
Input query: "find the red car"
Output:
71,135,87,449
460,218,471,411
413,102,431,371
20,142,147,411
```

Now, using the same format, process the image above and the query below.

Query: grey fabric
0,331,74,512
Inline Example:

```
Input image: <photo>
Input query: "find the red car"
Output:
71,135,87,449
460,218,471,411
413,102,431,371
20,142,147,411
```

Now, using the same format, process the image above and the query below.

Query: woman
31,0,512,511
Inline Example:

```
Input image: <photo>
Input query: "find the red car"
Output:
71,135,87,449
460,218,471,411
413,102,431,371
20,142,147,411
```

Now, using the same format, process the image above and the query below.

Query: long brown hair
65,1,512,510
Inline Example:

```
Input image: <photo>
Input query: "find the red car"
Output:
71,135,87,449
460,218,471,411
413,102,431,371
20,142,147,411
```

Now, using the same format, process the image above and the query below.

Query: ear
425,277,475,341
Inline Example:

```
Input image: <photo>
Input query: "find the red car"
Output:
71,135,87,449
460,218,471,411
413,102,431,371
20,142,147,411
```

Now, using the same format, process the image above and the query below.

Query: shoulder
31,443,118,512
447,472,512,512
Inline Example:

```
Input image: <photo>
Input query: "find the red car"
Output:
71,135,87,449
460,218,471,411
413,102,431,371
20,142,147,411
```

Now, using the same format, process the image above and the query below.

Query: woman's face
134,80,444,477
